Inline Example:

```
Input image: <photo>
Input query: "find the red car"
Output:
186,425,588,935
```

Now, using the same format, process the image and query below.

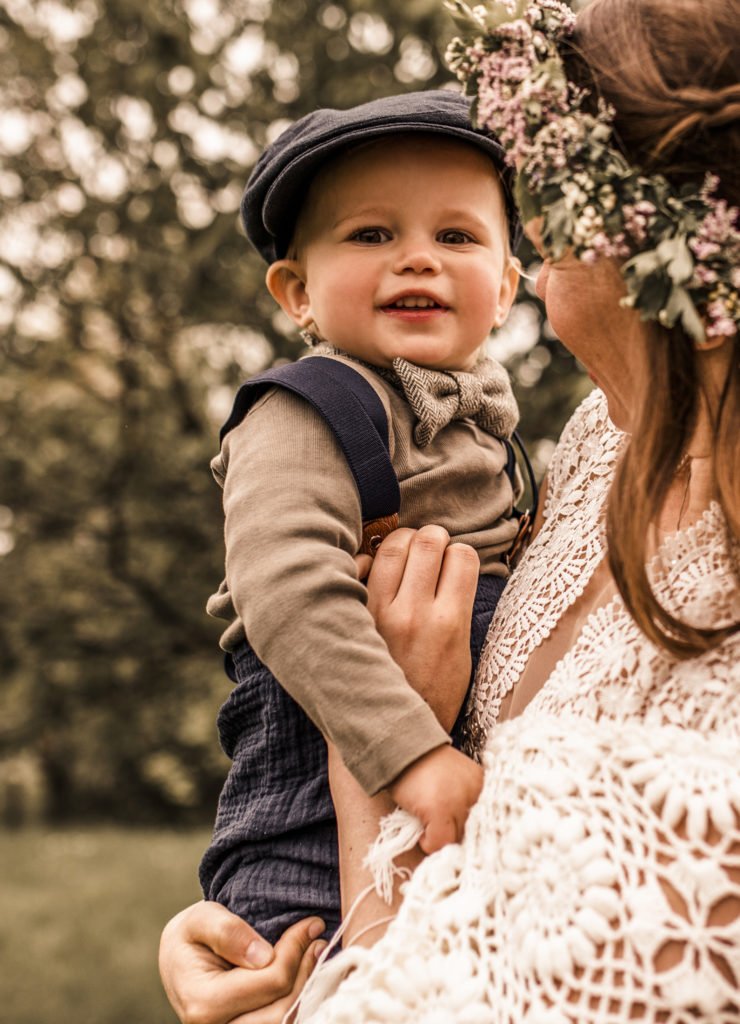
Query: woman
160,0,739,1018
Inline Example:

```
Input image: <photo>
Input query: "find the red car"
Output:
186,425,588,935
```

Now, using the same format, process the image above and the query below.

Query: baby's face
285,135,518,371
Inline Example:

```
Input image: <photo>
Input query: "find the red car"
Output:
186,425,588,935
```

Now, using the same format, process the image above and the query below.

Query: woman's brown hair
573,0,740,657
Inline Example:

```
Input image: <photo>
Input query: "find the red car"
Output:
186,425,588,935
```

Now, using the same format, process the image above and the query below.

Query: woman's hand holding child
359,524,484,853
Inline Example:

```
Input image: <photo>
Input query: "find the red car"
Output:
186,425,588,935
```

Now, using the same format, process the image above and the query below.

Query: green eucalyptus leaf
677,293,706,342
624,260,672,316
515,173,542,228
667,236,695,286
658,235,694,285
444,0,479,30
544,199,574,242
623,249,664,278
481,0,524,31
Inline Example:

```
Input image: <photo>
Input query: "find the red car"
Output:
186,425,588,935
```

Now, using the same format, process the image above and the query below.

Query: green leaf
514,172,542,228
543,198,575,251
656,235,694,286
482,4,523,31
624,262,672,317
677,292,706,342
445,1,481,31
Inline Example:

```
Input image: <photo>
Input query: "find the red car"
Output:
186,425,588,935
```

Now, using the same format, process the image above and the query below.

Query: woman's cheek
535,262,549,303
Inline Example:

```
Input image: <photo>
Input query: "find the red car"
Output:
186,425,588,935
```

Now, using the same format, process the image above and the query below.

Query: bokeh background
0,0,591,1020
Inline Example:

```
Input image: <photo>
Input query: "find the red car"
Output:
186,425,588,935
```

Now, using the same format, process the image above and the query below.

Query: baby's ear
266,259,312,327
493,255,520,329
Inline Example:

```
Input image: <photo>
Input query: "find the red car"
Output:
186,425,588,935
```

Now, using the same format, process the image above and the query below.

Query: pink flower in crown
523,112,585,186
498,16,535,43
705,298,737,338
588,231,630,261
701,198,737,242
690,237,721,261
691,186,740,259
525,0,577,37
623,204,656,245
476,49,539,164
693,264,718,286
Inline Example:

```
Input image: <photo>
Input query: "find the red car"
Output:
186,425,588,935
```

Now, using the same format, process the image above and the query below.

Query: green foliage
0,826,207,1023
0,0,585,821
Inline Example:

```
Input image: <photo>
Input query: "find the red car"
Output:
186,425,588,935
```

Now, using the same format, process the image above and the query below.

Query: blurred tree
0,0,588,822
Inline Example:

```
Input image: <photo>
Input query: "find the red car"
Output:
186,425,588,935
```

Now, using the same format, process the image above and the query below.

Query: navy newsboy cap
242,89,521,263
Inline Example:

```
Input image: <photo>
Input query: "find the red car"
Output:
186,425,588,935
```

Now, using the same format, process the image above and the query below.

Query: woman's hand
159,901,326,1024
357,525,479,732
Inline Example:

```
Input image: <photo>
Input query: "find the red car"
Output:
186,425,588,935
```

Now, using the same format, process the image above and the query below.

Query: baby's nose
393,243,442,274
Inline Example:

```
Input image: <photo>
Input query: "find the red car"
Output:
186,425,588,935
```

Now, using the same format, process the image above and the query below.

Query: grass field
0,827,210,1024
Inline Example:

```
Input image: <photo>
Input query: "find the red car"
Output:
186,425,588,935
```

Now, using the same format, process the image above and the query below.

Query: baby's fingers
419,816,459,855
353,553,374,582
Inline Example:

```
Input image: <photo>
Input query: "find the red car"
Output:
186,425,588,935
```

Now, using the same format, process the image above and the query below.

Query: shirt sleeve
220,385,450,795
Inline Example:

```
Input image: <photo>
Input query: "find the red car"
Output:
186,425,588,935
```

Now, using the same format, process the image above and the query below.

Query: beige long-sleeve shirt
207,352,520,794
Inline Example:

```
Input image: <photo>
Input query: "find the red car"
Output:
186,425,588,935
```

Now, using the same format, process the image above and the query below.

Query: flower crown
446,0,740,345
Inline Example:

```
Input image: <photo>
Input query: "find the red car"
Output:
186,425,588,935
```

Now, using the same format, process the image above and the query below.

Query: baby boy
200,90,523,943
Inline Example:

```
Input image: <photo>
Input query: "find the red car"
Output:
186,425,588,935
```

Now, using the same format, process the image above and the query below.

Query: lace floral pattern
470,389,624,740
302,390,740,1023
309,718,740,1023
527,501,740,733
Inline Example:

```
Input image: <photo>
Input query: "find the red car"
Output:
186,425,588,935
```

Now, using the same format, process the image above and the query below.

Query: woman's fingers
435,542,479,620
200,918,323,1021
393,525,451,605
178,901,275,970
159,903,326,1024
228,940,326,1024
222,918,325,1012
363,526,457,619
363,528,416,616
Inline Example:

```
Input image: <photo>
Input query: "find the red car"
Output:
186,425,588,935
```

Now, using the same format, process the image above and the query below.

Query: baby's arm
222,386,451,797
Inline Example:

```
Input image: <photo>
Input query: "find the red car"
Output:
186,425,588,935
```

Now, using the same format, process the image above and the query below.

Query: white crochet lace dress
303,390,740,1023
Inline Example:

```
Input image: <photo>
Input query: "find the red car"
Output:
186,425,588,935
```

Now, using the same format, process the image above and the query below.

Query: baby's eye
438,229,475,245
349,227,390,244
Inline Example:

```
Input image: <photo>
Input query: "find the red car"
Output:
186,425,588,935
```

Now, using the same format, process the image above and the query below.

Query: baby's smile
385,296,447,309
379,291,451,320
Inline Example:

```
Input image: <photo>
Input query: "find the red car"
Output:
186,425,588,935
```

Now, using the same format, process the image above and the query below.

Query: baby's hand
388,745,483,855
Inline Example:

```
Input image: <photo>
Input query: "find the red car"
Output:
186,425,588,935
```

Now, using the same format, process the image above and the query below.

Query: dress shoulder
544,387,621,520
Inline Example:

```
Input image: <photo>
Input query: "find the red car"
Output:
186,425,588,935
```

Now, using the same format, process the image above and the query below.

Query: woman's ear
493,256,521,329
265,259,313,327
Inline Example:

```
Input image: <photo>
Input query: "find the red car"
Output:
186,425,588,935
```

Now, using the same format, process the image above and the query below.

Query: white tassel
363,807,424,904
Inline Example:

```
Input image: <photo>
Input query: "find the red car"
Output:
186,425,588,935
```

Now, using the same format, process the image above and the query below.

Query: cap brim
262,121,517,258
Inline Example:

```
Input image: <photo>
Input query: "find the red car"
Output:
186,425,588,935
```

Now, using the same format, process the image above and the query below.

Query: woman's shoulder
544,387,624,520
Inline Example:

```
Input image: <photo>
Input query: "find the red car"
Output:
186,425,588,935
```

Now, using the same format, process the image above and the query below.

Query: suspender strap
505,430,539,519
220,358,401,525
503,429,540,569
